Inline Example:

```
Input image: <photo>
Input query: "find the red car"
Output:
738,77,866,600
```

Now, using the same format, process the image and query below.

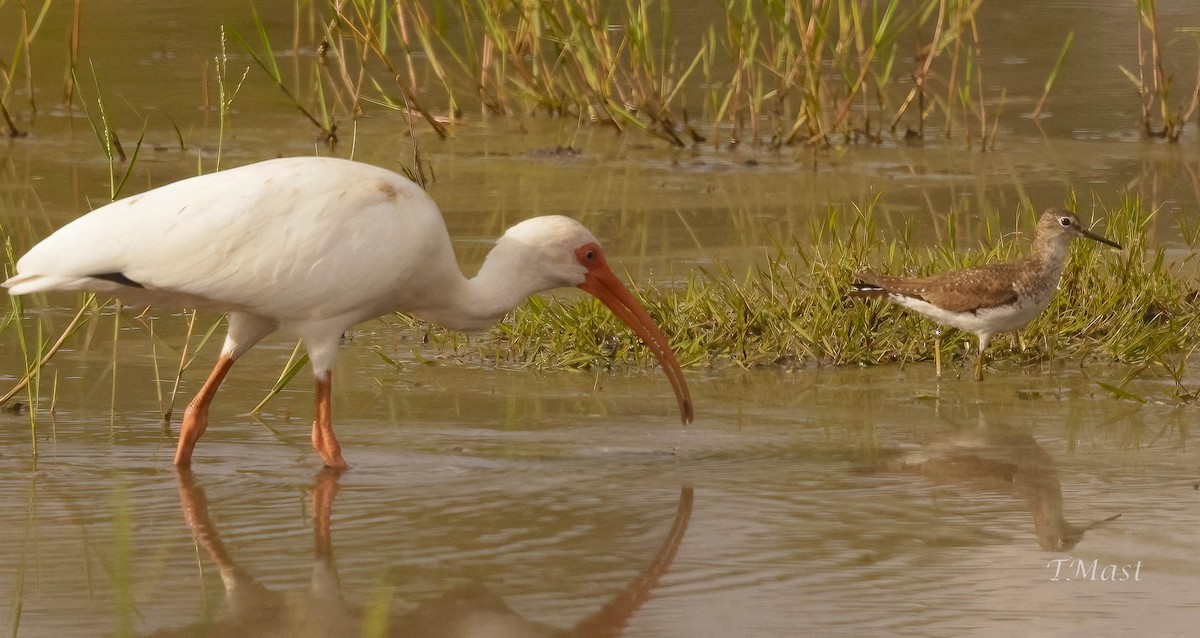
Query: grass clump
1121,0,1200,141
437,197,1200,382
281,0,995,149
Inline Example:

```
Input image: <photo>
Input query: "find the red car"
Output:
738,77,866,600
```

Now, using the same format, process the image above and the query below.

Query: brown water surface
2,1,1199,636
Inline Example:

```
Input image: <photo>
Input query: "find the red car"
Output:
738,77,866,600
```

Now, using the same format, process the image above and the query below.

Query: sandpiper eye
1058,217,1072,227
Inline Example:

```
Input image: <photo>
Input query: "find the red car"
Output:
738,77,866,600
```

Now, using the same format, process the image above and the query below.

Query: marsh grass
4,233,49,448
399,197,1200,399
0,297,91,406
230,8,337,146
141,309,222,421
72,64,147,200
1121,0,1200,141
168,311,216,421
1,1,1188,151
0,0,50,138
1033,31,1074,119
214,27,251,169
252,342,310,414
280,0,997,150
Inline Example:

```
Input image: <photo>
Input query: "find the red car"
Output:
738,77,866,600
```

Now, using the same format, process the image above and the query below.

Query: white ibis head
489,216,694,425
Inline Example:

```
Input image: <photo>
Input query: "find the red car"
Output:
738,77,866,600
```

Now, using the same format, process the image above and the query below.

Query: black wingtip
92,272,145,288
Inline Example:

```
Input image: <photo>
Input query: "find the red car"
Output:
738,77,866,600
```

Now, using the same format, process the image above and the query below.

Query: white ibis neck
418,244,549,333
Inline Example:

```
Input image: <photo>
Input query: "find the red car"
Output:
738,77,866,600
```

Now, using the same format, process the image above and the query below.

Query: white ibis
4,157,694,468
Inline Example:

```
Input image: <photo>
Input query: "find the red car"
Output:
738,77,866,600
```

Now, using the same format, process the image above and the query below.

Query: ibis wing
8,158,455,322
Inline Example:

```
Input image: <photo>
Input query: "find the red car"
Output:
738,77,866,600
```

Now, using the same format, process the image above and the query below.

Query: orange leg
175,355,236,466
311,374,348,469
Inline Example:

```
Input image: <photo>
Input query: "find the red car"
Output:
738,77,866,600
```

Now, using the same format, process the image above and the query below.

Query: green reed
1122,0,1200,141
214,26,250,169
72,64,147,200
0,0,51,137
1033,31,1074,118
252,342,310,414
229,8,337,145
300,0,992,149
1,0,77,132
0,0,1132,154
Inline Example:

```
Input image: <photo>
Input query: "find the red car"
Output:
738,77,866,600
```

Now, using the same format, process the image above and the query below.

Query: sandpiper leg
934,333,943,378
973,333,991,382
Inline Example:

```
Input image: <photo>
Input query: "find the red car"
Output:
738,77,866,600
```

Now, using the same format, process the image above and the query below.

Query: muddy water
3,354,1197,636
2,0,1200,636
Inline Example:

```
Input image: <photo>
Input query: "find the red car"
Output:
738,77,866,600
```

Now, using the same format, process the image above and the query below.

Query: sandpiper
849,208,1122,380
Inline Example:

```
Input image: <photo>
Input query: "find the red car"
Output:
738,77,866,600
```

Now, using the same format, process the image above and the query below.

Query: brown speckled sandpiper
849,208,1122,380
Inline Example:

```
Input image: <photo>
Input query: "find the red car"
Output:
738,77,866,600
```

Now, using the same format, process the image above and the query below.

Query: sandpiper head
1037,208,1122,249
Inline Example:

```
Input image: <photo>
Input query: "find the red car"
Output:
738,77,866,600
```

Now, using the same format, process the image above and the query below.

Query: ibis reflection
154,469,693,638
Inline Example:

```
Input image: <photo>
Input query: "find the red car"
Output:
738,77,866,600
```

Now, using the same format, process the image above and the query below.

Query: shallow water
3,352,1198,637
2,0,1200,636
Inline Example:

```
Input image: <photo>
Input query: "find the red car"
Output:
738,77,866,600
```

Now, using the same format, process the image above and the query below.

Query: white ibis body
4,157,694,468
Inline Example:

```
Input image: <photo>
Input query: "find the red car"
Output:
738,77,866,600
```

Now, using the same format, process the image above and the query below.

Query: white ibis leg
175,355,235,466
174,312,277,466
311,372,348,469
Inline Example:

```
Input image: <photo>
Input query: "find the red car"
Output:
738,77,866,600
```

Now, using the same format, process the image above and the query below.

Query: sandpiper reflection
888,418,1119,551
151,469,694,637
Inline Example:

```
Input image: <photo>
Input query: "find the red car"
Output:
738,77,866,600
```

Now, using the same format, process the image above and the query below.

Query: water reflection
886,417,1120,551
154,469,694,638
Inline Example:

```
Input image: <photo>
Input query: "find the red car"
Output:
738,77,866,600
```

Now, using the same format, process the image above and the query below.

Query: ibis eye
1058,217,1072,227
575,244,602,266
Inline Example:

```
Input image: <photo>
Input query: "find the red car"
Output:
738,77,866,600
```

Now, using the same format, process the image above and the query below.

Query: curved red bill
578,258,694,426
